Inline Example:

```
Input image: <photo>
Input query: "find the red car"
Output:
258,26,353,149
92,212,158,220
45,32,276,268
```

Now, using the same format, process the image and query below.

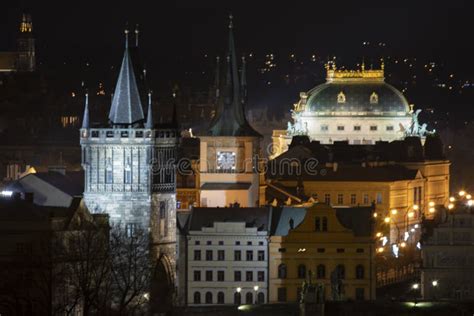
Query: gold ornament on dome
337,91,346,104
370,92,379,104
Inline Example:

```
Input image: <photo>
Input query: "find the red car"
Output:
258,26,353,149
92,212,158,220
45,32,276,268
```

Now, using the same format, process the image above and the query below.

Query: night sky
2,1,474,88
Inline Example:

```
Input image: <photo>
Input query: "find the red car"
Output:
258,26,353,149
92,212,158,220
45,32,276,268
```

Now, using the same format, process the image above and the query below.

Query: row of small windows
193,291,264,304
193,270,265,282
336,91,378,104
194,240,264,246
277,264,364,280
323,125,394,132
193,250,265,261
318,193,382,205
277,287,365,302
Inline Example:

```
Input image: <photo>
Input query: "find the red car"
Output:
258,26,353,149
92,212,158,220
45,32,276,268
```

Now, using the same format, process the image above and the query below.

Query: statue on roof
405,108,434,137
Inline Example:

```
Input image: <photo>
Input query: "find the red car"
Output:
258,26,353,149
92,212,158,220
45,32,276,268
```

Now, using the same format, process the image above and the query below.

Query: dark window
317,248,325,253
370,125,377,131
322,217,328,231
355,288,365,300
245,292,253,304
337,248,345,253
247,241,252,245
277,287,287,302
235,241,241,245
258,241,264,246
205,270,212,281
246,250,253,261
337,126,344,131
193,271,201,281
356,248,364,253
217,271,225,281
298,264,306,279
217,292,225,304
159,201,166,219
234,250,241,261
336,264,345,279
206,240,212,245
205,292,212,304
354,125,361,131
234,292,241,305
246,271,253,281
315,217,321,231
356,265,365,279
218,250,225,261
317,264,326,279
257,292,265,304
258,271,265,282
218,241,224,245
194,250,201,261
278,264,287,279
234,271,241,281
258,250,265,261
386,125,394,131
195,240,200,245
278,248,286,253
194,292,201,304
206,250,213,261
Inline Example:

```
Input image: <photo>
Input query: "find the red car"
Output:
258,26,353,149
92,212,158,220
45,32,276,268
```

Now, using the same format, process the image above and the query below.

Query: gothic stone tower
17,13,35,72
199,15,265,207
80,31,179,310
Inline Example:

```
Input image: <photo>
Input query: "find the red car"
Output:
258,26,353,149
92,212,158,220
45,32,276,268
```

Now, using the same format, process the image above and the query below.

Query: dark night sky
2,1,474,88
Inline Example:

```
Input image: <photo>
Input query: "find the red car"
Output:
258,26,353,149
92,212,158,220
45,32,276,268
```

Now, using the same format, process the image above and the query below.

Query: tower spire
82,93,90,129
240,55,247,105
135,24,139,47
124,27,129,48
145,92,153,129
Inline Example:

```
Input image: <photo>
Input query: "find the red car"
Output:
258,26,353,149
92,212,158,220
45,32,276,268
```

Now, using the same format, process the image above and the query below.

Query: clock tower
199,15,265,207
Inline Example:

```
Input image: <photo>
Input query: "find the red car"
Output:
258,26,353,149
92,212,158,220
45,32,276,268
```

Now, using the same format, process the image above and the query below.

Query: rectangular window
235,241,241,245
217,271,225,282
247,241,252,245
195,240,200,245
159,201,166,219
317,248,325,253
194,270,201,281
234,271,242,281
126,223,137,237
354,125,361,131
246,250,253,261
376,192,383,204
277,288,287,302
218,250,225,261
350,194,356,204
205,270,213,281
218,241,224,245
337,194,343,204
386,125,394,131
234,250,241,261
337,126,345,131
321,125,329,131
337,248,345,253
258,241,264,246
246,271,253,281
324,194,331,204
124,169,132,184
206,250,213,261
356,248,364,253
355,288,365,301
258,271,265,282
105,169,113,184
258,250,265,261
370,126,377,131
363,194,369,205
206,241,212,245
278,248,286,253
194,250,201,261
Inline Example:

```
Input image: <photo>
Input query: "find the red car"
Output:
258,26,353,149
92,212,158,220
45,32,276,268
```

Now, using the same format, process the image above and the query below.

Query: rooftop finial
229,13,233,29
361,57,365,71
380,58,385,70
124,27,129,48
82,93,90,129
145,91,153,129
135,24,139,47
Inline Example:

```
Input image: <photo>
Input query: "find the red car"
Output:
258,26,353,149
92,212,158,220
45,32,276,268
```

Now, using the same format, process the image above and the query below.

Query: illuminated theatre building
272,63,417,157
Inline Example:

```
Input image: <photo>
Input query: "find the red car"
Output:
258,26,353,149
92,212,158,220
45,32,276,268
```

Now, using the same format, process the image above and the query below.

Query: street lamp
236,287,242,293
253,285,259,304
432,280,438,287
412,283,419,290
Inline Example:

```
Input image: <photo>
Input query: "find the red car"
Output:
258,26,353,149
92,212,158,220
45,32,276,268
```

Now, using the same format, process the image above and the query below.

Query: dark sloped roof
201,182,251,190
188,207,271,232
335,206,374,237
270,206,307,236
28,171,84,196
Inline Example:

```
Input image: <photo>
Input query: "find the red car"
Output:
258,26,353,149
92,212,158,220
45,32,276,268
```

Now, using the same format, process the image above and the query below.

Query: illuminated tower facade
17,13,35,72
80,30,179,309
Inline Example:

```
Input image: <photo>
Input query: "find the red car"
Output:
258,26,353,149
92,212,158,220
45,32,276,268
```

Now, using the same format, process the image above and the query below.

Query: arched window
194,292,201,304
315,216,321,231
205,292,213,304
278,264,287,279
257,292,265,304
356,264,365,279
336,264,345,279
322,217,328,231
245,292,253,304
217,291,225,304
298,264,306,279
317,264,326,279
337,91,346,104
234,292,241,305
370,92,378,104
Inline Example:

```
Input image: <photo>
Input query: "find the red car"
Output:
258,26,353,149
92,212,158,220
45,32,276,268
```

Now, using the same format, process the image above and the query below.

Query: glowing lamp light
448,203,454,210
459,190,466,197
391,209,398,215
429,207,435,213
236,287,242,293
376,232,382,238
413,204,419,211
377,247,384,253
416,242,421,249
373,212,378,218
468,200,474,207
432,280,438,287
384,217,390,223
412,283,419,290
392,244,399,258
410,228,416,233
253,285,259,291
414,224,419,228
404,231,410,241
429,201,435,207
408,211,415,218
449,197,455,202
0,190,13,197
400,242,407,248
467,194,472,200
382,236,388,246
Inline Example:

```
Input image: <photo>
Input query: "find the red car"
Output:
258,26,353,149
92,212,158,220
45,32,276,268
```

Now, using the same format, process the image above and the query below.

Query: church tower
199,15,265,207
17,13,35,72
80,29,179,310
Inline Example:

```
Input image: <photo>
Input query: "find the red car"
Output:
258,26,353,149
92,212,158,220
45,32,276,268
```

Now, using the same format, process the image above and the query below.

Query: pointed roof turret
207,15,260,137
82,93,90,129
108,28,145,126
145,92,153,129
